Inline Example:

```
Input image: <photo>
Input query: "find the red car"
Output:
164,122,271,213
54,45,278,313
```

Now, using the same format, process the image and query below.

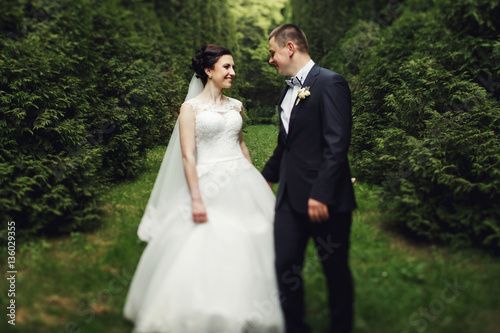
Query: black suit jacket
262,64,356,214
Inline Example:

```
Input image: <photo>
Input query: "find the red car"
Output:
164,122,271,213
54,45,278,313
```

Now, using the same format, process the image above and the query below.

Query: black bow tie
286,76,302,88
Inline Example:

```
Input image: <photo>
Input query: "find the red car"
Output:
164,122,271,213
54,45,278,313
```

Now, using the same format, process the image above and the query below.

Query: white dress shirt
280,60,315,133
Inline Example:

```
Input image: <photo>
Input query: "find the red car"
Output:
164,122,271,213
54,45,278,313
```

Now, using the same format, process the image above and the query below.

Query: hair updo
190,45,232,84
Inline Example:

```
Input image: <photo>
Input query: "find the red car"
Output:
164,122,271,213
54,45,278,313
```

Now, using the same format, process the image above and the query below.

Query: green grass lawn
1,124,499,333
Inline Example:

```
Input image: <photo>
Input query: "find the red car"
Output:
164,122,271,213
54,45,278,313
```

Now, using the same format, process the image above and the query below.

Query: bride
123,45,284,333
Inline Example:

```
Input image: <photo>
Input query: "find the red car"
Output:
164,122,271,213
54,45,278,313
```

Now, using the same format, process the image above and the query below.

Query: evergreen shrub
332,0,500,249
0,0,185,237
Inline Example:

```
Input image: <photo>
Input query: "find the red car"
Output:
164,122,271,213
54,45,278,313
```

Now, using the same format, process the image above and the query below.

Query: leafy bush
271,110,280,126
339,0,500,250
247,105,275,118
0,0,236,237
249,117,273,125
287,0,390,62
229,0,287,111
287,0,500,250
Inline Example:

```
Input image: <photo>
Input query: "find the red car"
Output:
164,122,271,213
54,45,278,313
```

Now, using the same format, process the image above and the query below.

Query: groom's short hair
269,24,309,53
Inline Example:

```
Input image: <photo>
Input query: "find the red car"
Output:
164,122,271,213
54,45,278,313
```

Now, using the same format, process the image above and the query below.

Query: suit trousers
274,192,354,333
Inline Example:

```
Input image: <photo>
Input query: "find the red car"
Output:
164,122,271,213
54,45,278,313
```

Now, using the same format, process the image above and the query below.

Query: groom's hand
308,198,329,223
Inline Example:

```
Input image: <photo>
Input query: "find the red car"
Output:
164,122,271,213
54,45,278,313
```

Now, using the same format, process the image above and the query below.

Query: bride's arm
238,105,253,164
179,103,207,223
239,131,253,164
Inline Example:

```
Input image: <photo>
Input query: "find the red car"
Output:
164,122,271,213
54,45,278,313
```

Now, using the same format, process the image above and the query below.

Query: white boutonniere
296,86,311,106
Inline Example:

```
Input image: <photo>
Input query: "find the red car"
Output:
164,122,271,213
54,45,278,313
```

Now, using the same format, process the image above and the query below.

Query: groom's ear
286,41,295,57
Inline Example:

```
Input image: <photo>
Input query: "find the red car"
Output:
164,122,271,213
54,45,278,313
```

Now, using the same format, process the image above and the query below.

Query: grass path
1,125,499,333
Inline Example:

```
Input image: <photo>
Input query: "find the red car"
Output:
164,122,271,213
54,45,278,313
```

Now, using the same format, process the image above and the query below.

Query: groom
262,24,356,333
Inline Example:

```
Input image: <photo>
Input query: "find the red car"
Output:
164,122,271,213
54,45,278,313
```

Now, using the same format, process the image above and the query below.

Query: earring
208,74,212,79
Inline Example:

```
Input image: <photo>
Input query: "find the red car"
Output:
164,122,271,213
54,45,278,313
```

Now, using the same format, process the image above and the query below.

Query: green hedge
249,117,273,125
287,0,500,250
0,0,207,237
341,0,500,250
247,105,275,125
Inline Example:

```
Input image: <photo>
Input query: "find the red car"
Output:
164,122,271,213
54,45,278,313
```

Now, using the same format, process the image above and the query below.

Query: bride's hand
192,199,208,223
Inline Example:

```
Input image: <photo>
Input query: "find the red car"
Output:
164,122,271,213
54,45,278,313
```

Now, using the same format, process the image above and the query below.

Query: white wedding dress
123,96,284,333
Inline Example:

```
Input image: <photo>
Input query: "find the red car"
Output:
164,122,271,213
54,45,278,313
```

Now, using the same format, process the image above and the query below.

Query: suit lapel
287,64,320,136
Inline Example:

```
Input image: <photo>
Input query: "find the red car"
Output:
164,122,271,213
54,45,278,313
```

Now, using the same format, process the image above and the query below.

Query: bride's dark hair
190,45,232,84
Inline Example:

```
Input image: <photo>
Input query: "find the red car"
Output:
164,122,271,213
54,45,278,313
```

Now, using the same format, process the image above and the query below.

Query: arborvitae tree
286,0,390,63
0,0,242,238
290,0,500,250
228,0,287,120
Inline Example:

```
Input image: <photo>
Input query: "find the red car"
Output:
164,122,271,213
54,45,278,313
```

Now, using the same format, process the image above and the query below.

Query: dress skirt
124,156,284,333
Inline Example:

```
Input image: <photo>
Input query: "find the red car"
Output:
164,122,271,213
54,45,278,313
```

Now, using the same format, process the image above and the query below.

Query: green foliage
326,0,500,250
0,0,238,237
271,109,280,125
229,0,287,111
248,105,275,118
152,0,241,80
286,0,390,62
249,117,273,125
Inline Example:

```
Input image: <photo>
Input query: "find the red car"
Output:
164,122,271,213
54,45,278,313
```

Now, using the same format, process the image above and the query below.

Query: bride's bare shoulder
179,100,196,117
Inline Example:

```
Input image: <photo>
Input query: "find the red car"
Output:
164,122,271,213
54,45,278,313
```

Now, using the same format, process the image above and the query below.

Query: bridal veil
137,75,204,241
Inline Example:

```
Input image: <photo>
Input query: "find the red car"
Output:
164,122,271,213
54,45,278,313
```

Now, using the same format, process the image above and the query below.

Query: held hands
192,199,208,224
308,198,329,223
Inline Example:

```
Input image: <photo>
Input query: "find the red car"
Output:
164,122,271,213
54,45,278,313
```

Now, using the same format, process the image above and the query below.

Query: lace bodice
184,96,244,164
